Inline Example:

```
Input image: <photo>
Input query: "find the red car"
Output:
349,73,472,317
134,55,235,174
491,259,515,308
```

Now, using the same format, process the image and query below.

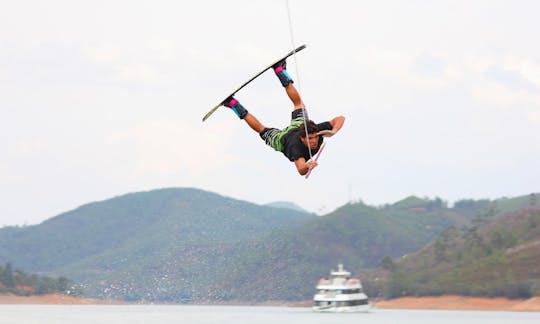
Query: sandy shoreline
1,294,539,311
373,295,540,312
0,294,120,305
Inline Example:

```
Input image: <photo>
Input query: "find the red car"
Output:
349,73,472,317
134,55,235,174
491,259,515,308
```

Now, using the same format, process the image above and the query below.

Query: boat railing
318,277,361,286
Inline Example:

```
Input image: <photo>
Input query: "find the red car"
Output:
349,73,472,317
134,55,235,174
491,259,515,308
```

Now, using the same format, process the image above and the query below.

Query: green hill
362,197,540,299
0,188,314,301
208,199,467,301
0,188,537,302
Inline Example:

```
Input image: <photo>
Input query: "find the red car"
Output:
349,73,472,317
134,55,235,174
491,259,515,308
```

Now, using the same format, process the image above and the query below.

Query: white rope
285,0,313,160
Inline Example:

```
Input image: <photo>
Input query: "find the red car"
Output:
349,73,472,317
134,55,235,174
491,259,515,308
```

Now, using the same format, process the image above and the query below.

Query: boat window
350,299,369,306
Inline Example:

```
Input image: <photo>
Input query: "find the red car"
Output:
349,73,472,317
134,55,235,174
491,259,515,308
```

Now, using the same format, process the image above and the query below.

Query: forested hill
0,188,314,301
0,188,537,302
0,188,313,271
362,196,540,299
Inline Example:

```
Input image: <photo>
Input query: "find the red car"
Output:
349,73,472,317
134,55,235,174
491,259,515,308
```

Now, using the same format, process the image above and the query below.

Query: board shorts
259,108,307,152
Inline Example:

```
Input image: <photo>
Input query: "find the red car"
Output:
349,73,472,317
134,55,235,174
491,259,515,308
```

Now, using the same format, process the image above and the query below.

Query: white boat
312,264,370,313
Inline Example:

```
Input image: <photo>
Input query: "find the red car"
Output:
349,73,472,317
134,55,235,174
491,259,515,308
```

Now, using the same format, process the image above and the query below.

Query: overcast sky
1,0,539,226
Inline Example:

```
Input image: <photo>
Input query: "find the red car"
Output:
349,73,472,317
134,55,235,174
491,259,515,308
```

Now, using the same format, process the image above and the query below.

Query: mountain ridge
0,187,538,302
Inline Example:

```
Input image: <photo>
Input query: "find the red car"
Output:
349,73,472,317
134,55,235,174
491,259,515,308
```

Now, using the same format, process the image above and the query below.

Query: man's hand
317,129,335,137
306,160,319,170
295,157,318,175
327,116,345,136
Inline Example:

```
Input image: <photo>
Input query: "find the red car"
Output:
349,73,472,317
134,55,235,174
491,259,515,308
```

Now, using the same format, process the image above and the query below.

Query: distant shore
1,294,539,311
373,295,540,312
0,294,120,305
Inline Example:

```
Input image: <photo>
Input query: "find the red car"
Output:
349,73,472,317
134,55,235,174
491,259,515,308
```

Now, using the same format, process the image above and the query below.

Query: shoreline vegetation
0,294,539,311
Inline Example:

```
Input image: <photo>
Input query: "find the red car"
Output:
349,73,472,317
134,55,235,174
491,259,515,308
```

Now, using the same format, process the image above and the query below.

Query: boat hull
312,304,371,313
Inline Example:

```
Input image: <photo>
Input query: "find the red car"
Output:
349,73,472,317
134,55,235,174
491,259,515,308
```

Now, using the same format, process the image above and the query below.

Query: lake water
0,305,538,324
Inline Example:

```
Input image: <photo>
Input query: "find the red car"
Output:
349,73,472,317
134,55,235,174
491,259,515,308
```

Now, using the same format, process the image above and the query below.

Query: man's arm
294,157,318,176
318,115,345,137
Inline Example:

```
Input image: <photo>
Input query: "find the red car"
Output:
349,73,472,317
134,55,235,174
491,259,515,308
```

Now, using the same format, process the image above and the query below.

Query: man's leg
285,83,303,109
223,97,280,151
243,113,265,133
273,59,304,109
223,97,265,133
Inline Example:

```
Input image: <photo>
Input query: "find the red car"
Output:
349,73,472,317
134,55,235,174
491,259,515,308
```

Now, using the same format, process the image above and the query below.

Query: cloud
14,138,48,155
146,39,178,62
82,42,178,83
473,79,540,107
0,163,8,186
485,66,540,94
520,59,540,88
117,63,159,82
413,52,447,78
0,65,7,82
109,119,237,179
530,109,540,125
472,57,540,106
83,45,123,64
350,47,458,90
351,47,540,108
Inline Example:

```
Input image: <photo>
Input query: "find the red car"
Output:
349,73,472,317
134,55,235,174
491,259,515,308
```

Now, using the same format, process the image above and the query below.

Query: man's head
298,120,319,150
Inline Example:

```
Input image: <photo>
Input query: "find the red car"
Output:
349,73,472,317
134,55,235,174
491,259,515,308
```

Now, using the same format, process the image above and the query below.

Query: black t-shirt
280,121,332,161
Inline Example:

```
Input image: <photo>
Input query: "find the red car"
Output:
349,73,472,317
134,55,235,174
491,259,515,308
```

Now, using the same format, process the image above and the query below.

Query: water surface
0,305,538,324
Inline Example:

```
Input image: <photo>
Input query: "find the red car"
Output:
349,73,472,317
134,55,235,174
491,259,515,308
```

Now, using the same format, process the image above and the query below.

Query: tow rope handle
305,142,326,179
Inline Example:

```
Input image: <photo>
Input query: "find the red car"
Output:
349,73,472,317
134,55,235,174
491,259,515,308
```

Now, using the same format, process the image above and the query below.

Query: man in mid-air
222,59,345,176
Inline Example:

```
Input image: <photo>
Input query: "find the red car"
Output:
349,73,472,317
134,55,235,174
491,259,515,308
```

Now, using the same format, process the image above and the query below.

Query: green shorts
259,109,306,152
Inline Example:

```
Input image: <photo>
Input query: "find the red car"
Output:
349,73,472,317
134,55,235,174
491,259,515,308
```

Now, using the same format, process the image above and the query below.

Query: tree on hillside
472,203,498,227
434,226,459,262
428,197,447,210
380,256,396,271
385,269,413,298
1,263,15,288
0,262,81,296
434,238,447,262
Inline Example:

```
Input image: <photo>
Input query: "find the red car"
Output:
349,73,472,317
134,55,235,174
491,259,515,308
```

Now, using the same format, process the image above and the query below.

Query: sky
1,0,539,226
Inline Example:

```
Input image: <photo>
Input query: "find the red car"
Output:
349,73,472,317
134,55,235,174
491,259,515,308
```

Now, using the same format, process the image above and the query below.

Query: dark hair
298,120,318,138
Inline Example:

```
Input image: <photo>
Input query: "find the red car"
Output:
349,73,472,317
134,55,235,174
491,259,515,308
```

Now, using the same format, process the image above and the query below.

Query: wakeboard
202,44,307,122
